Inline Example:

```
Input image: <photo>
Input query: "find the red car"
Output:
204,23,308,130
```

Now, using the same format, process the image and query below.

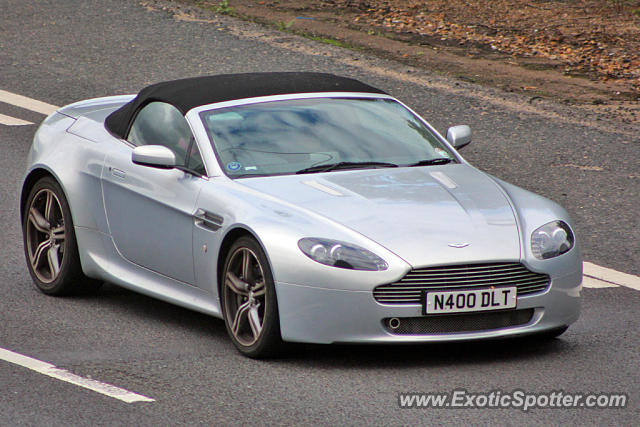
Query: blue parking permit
227,162,242,171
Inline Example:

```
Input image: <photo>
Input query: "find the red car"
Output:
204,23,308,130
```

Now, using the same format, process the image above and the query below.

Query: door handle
109,167,126,179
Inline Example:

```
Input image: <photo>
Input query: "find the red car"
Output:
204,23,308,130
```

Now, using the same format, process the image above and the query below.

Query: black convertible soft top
104,72,386,139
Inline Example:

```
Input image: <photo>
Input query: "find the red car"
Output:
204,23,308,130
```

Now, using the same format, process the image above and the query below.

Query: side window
128,102,206,175
186,146,206,176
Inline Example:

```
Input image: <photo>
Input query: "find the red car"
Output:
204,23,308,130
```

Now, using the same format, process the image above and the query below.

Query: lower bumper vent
384,309,534,335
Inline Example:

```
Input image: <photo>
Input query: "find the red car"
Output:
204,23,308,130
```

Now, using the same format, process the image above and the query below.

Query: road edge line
583,262,640,291
0,348,154,403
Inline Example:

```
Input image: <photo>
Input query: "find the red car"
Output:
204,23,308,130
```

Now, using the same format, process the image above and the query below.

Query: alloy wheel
25,188,66,283
223,247,267,346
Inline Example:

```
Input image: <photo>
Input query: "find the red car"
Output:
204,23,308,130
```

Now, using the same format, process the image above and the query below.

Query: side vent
194,209,223,231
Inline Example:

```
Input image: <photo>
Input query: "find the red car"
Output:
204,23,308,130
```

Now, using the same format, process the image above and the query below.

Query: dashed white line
0,113,33,126
0,348,154,403
0,89,58,115
583,261,640,291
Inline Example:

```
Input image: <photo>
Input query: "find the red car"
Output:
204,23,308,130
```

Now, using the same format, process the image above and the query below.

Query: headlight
531,221,574,259
298,238,388,271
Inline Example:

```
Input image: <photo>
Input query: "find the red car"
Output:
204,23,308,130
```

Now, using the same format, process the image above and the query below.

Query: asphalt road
1,0,638,425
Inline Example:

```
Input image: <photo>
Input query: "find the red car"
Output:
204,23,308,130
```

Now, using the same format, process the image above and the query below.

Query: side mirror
132,145,176,169
446,125,472,149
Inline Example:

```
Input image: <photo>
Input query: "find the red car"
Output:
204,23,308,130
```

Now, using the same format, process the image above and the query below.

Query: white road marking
0,113,33,126
582,276,619,289
583,261,640,291
0,89,59,115
0,348,154,403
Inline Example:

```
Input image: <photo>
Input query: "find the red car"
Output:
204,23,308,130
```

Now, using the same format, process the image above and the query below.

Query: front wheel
221,236,283,358
22,177,100,295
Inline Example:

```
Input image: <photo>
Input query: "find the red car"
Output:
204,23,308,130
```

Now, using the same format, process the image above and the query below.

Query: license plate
425,287,517,314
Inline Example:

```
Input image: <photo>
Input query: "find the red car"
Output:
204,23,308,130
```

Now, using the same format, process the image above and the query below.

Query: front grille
373,262,549,304
384,309,535,335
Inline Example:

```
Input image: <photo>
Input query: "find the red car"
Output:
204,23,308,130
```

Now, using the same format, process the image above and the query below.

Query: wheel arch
216,226,277,303
20,167,63,223
21,167,102,294
217,227,255,299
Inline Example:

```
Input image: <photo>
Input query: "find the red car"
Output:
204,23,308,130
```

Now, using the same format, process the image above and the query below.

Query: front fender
489,176,582,279
22,112,109,234
196,179,411,292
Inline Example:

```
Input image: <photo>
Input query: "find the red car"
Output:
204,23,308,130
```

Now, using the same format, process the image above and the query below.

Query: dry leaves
322,0,640,92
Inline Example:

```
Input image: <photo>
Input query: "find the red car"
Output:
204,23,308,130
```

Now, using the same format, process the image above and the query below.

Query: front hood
240,165,521,266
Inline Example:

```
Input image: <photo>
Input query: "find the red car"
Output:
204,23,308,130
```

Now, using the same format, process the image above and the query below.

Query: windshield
200,97,456,178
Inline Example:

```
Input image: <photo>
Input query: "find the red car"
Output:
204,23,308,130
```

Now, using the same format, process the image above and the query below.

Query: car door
101,101,208,285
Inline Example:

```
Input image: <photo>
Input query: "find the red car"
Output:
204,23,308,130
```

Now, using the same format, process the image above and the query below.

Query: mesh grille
384,309,535,335
374,262,549,304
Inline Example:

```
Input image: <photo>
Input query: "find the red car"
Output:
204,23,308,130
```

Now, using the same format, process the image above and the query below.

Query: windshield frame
187,92,465,179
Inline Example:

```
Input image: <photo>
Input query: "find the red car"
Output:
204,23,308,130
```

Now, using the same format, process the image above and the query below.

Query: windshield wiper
407,158,453,167
296,161,399,174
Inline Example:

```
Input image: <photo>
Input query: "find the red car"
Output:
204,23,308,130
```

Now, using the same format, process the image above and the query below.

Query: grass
276,18,296,31
271,17,354,50
196,0,233,15
308,35,352,49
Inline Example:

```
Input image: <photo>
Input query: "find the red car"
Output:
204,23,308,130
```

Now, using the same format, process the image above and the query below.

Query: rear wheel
22,177,100,295
221,236,283,358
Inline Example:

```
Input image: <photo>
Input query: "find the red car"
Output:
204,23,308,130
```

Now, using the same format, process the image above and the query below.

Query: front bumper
275,268,581,344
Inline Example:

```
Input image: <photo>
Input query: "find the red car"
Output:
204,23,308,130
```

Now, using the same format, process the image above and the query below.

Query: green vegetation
213,0,233,15
309,36,352,49
276,18,296,31
271,17,353,50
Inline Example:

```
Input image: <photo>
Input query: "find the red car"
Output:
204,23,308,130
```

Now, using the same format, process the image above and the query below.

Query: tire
221,236,284,358
22,177,101,295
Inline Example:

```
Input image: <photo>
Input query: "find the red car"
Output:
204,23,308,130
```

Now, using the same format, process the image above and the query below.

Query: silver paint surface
21,92,582,344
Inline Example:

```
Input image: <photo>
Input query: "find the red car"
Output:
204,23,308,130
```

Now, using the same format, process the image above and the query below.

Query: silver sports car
21,73,581,357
